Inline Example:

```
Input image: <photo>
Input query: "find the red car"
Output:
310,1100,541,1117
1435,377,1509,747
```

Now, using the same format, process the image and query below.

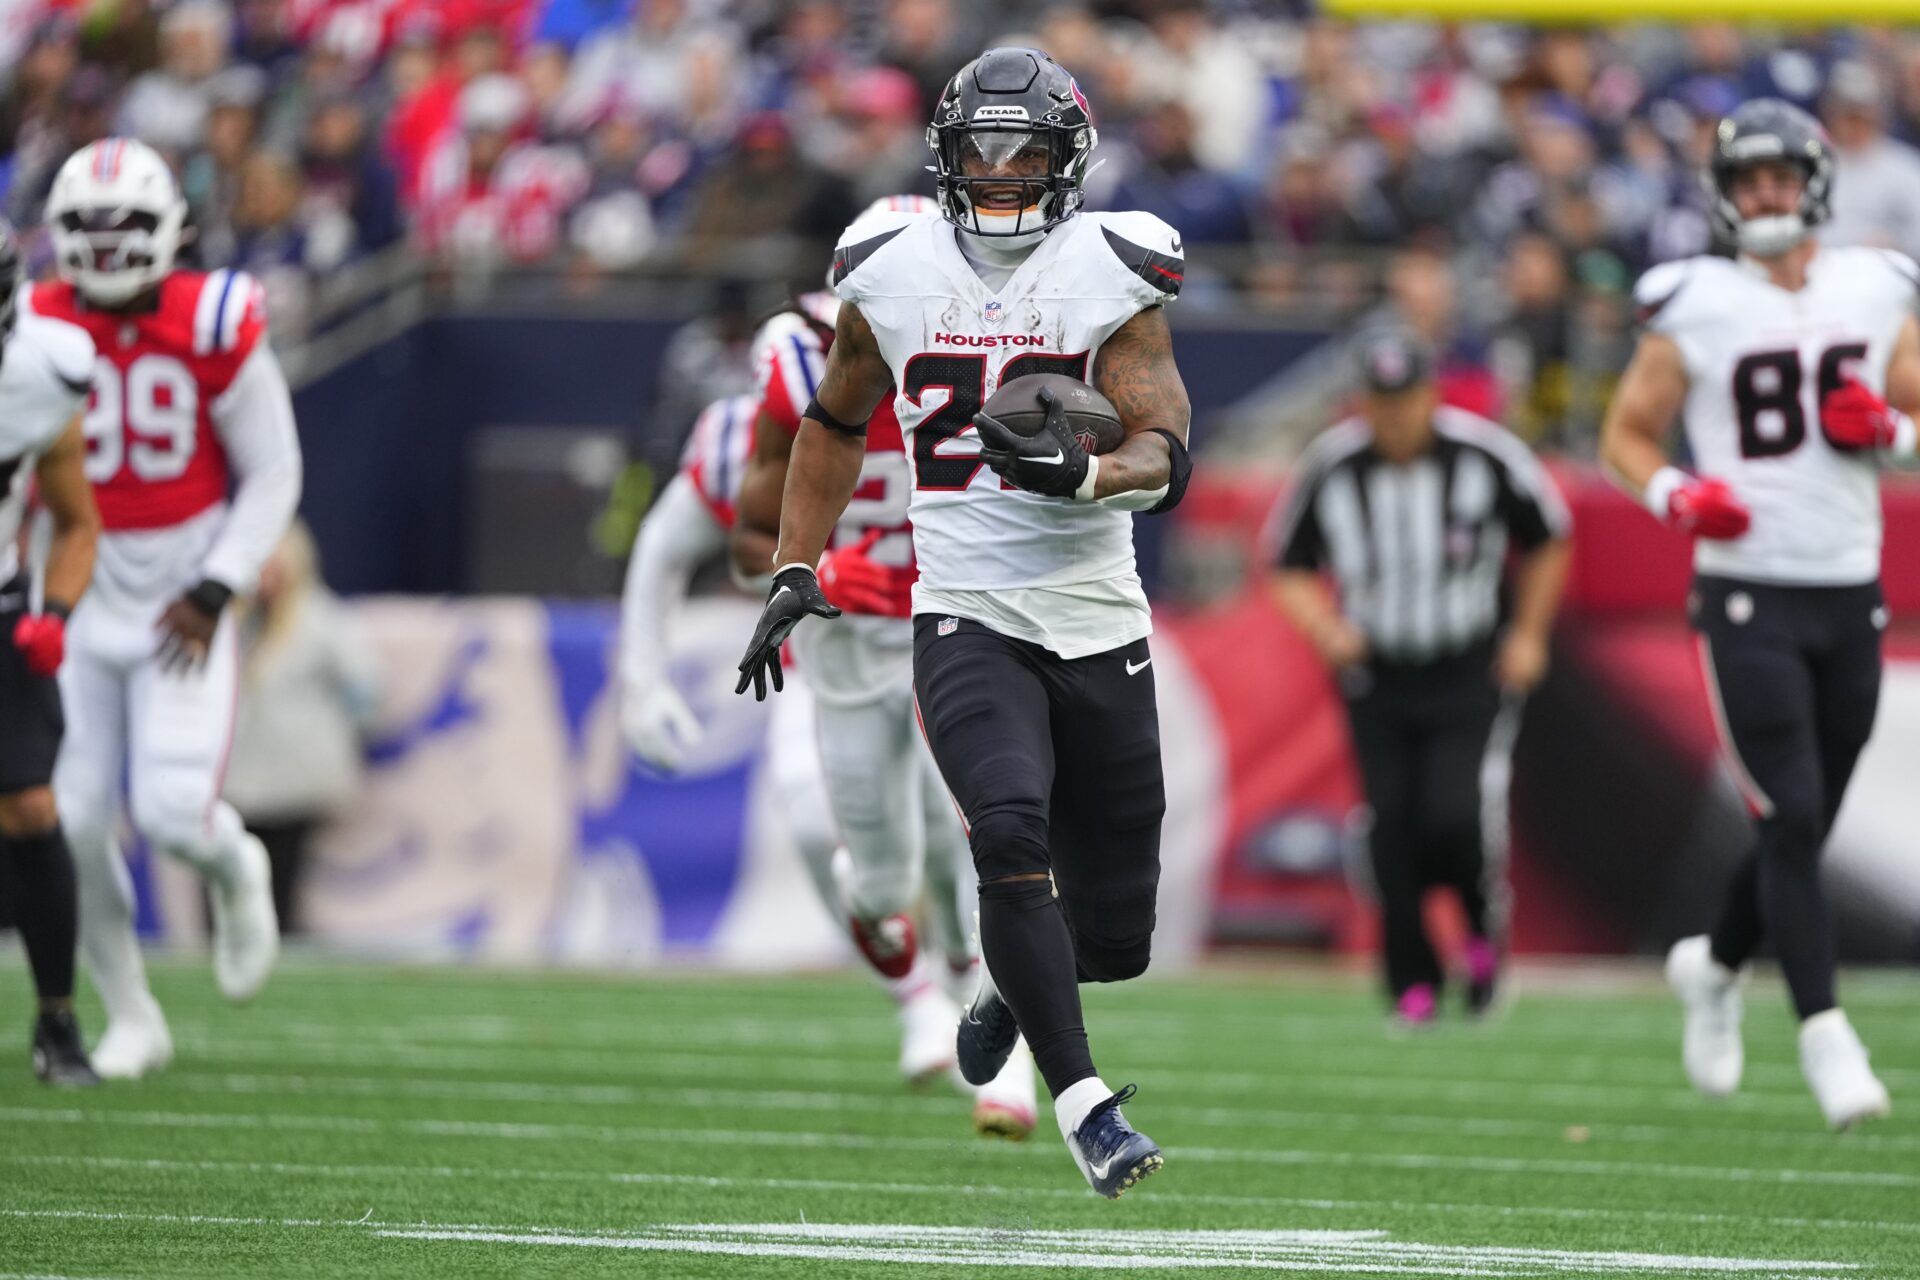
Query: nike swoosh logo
1088,1153,1117,1180
1029,451,1064,466
772,586,792,603
1125,657,1151,676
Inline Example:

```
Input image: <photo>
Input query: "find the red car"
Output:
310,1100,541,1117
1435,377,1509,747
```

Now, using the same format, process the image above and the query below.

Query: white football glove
623,683,703,774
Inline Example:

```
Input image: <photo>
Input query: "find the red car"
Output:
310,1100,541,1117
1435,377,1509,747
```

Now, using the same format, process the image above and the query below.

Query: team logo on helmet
1069,79,1093,124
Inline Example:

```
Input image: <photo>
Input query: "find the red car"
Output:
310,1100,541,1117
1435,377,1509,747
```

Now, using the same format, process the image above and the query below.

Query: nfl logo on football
982,299,1005,327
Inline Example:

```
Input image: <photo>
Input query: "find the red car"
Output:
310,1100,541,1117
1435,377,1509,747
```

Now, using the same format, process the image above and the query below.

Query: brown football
983,373,1125,456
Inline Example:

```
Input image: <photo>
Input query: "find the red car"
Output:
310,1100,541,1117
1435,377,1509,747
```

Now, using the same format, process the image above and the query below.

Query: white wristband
1642,466,1686,521
771,561,818,579
1890,410,1918,459
1073,454,1100,502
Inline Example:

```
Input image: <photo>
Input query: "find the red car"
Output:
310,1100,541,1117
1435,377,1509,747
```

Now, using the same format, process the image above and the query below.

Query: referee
1272,329,1572,1025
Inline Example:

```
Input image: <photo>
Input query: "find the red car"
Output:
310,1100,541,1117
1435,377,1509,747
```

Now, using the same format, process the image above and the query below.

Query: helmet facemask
927,49,1098,245
53,206,179,306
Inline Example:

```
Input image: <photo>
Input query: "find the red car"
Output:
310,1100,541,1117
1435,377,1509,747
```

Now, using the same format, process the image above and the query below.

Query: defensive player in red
30,138,304,1080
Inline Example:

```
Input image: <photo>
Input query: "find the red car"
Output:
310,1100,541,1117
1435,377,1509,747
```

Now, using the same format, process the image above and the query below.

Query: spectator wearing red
415,72,587,264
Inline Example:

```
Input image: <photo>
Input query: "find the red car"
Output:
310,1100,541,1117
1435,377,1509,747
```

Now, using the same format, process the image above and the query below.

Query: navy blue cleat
956,986,1019,1086
1067,1084,1162,1198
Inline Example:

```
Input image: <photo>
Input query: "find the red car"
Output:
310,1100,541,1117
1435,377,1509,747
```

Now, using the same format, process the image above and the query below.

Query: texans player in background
734,196,1039,1139
30,138,303,1081
1601,100,1918,1128
735,50,1190,1196
0,219,104,1084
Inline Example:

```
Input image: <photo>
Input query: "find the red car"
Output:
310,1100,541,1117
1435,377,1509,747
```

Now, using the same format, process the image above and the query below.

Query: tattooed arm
1091,305,1191,501
770,301,893,572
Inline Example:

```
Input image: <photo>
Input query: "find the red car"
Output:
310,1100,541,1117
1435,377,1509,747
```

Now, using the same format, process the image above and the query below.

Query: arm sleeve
1272,473,1327,571
618,471,728,691
1488,438,1572,551
203,345,304,594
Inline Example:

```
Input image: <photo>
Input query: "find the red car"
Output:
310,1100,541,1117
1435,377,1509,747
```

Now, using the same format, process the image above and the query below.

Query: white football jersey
0,311,95,584
1636,246,1920,585
831,207,1182,657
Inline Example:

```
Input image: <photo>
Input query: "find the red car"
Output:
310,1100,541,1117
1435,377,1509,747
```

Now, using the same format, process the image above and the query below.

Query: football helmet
927,47,1097,242
47,137,189,307
1706,98,1834,258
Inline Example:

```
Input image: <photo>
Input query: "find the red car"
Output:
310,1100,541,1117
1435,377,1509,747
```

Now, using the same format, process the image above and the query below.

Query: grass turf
1,956,1916,1278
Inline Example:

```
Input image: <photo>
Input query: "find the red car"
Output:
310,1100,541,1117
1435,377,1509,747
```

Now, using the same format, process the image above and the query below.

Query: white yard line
2,1107,1912,1188
147,1070,1920,1153
13,1153,1920,1237
0,1207,1859,1278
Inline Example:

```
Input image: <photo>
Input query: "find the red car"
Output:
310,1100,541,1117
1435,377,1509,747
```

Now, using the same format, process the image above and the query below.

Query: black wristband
43,599,72,622
186,579,234,619
803,396,869,438
1145,428,1192,515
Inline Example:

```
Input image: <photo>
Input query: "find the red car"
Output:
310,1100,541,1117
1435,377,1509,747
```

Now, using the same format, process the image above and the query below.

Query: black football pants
912,615,1165,1097
1694,576,1883,1021
1343,646,1514,1000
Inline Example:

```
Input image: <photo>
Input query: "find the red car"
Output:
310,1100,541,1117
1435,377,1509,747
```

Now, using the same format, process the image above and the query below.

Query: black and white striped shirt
1275,407,1571,663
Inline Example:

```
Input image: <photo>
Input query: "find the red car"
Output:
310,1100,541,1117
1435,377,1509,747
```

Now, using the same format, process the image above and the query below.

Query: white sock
1054,1075,1112,1142
885,952,938,1005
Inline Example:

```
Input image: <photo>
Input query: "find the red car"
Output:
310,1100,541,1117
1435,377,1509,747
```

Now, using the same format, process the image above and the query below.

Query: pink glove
1822,378,1913,453
1665,477,1752,540
12,613,66,677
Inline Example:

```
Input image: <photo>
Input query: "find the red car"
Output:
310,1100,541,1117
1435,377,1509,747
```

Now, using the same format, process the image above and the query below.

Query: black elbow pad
1145,428,1191,514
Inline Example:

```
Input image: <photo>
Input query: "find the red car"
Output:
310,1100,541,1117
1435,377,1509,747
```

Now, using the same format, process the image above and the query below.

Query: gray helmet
1706,98,1835,256
927,47,1098,239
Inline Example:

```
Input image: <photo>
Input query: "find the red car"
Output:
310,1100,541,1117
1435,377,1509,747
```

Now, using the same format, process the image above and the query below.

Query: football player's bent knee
130,770,215,854
1759,797,1824,863
1076,932,1152,982
0,787,60,838
968,807,1050,882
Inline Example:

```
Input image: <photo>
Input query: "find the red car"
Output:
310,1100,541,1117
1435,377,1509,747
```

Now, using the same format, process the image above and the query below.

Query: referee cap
1357,327,1434,395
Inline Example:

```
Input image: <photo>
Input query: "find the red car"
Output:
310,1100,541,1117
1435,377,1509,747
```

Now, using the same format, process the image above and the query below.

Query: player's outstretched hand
1666,477,1751,541
1822,378,1913,454
11,612,66,677
623,683,703,774
735,564,840,701
973,387,1090,499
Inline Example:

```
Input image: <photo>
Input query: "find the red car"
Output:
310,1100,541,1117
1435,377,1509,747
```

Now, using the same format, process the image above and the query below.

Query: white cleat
1800,1009,1891,1131
972,1034,1037,1140
1667,935,1744,1098
211,834,279,1003
898,984,960,1088
90,995,174,1080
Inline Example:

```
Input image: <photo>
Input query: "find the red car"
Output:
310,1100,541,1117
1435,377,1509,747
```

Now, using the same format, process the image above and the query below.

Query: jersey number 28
1733,342,1868,459
84,354,199,484
902,351,1090,490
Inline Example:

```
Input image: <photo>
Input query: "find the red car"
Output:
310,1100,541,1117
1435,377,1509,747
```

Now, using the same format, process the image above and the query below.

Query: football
984,373,1126,456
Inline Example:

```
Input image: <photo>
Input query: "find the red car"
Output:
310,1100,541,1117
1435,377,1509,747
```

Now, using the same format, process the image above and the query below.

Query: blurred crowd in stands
4,1,1920,449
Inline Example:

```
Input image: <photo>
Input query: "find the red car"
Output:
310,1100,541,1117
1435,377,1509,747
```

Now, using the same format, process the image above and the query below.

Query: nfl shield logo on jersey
938,617,959,637
982,299,1005,327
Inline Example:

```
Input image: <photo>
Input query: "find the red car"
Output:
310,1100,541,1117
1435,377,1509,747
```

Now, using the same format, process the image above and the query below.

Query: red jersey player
30,138,303,1080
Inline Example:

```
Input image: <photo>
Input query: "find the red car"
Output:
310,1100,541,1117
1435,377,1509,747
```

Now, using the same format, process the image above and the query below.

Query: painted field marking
2,1107,1913,1188
14,1153,1920,1237
145,1070,1920,1153
370,1221,1861,1276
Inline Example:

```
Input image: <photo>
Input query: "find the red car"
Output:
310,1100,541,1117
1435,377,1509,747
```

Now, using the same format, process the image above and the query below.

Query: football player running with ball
1601,100,1916,1129
735,48,1191,1197
29,139,303,1080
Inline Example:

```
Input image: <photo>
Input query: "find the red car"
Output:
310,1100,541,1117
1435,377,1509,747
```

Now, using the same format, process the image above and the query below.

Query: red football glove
1666,477,1751,540
12,612,66,677
1821,378,1913,453
816,529,894,615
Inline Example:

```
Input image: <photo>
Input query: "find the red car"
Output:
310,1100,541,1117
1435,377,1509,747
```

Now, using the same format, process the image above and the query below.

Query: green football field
2,956,1916,1279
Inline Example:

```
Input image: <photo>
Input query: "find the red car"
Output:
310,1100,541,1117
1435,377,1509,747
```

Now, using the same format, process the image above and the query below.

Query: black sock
979,876,1094,1098
3,827,78,1003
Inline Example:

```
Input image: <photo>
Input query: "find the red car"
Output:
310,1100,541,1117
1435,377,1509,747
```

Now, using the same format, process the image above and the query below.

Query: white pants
792,618,972,963
55,599,246,1018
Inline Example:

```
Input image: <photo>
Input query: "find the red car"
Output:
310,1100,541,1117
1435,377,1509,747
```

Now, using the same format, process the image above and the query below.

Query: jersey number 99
84,354,199,484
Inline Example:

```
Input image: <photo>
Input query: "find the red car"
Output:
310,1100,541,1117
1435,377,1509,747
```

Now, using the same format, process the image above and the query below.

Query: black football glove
734,564,840,701
973,386,1091,499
